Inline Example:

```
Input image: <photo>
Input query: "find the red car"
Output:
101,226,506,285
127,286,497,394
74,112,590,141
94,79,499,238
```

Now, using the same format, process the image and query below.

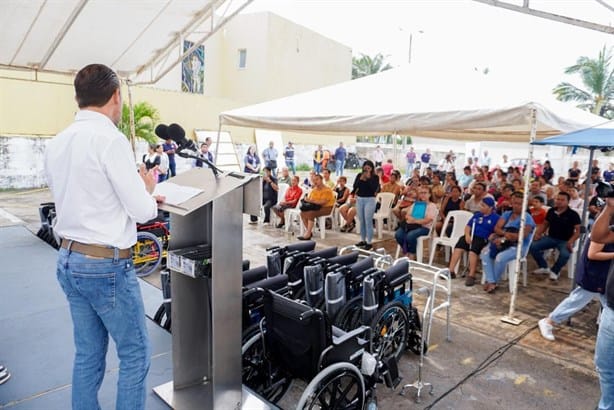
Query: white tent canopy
0,0,252,81
220,65,604,140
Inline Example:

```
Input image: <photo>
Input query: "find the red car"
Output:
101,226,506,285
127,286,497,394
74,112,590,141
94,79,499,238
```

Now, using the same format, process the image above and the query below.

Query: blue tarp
532,119,614,149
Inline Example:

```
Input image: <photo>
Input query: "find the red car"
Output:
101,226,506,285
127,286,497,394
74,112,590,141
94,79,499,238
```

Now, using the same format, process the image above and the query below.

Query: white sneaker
533,267,550,275
548,271,559,281
538,318,555,341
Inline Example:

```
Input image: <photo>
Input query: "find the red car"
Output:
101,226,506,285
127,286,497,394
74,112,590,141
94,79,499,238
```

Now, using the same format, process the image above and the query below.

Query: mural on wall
181,40,204,94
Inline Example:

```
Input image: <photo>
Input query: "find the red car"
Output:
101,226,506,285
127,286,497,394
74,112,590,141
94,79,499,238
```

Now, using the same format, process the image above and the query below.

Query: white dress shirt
44,110,158,249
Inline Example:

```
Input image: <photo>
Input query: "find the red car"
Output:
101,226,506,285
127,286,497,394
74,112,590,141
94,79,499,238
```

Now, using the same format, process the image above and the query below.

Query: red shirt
530,207,546,225
382,163,394,177
284,185,303,208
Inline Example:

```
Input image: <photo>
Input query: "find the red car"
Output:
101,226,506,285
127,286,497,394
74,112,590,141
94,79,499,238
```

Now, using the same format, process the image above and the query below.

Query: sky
241,0,614,101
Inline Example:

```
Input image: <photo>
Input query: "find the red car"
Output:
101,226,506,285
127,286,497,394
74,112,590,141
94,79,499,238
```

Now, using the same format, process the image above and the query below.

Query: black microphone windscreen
168,123,186,142
154,124,168,139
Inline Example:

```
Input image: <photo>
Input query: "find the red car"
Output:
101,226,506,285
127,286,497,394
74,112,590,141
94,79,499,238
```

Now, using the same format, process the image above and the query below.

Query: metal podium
152,167,269,409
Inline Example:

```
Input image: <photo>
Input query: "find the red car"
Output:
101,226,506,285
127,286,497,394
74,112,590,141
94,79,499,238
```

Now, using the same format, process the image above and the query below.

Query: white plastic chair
372,192,396,239
428,210,473,266
313,192,338,239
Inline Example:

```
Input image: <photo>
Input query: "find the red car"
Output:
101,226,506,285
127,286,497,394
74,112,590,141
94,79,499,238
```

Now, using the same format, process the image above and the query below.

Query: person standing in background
262,141,278,177
313,144,324,173
405,146,416,178
283,141,296,176
156,144,169,183
162,137,177,178
334,142,347,177
420,148,431,176
44,63,161,410
352,160,380,250
372,145,385,167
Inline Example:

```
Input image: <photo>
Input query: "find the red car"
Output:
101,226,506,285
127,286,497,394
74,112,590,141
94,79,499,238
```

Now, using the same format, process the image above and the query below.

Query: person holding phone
352,160,380,250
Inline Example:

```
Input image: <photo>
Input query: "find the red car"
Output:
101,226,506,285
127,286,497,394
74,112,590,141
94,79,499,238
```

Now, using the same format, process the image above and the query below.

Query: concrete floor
0,187,603,409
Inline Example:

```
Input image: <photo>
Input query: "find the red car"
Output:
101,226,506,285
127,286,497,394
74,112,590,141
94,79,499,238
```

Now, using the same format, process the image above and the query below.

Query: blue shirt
500,210,536,249
162,142,177,162
334,147,347,162
467,211,500,239
283,145,295,160
421,153,431,163
604,169,614,183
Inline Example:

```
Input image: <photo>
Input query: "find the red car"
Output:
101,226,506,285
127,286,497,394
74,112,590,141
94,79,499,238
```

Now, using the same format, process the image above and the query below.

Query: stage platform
0,225,172,409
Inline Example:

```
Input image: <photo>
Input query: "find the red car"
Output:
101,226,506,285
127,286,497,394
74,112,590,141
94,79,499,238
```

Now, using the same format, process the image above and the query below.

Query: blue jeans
405,162,415,178
314,162,322,173
168,160,176,177
395,226,429,255
550,286,606,324
285,160,296,175
56,247,150,410
335,160,345,176
529,236,570,274
481,246,517,284
356,196,376,244
596,305,614,410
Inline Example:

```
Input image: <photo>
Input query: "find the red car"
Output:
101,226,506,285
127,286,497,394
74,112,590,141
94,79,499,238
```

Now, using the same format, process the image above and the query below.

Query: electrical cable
423,323,538,410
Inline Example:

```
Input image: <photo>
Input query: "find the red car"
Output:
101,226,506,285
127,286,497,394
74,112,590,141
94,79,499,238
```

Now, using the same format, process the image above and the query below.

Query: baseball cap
482,197,496,208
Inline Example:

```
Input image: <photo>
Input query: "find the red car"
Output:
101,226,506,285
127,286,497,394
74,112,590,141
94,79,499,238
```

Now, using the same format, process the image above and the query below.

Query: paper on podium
154,181,203,206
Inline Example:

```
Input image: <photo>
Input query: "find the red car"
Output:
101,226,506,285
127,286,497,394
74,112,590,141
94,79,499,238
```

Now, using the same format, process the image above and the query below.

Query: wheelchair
242,289,401,409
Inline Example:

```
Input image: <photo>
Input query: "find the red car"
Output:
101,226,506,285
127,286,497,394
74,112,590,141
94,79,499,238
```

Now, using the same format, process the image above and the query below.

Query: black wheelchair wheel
242,331,292,403
298,362,365,410
333,296,363,332
370,301,409,362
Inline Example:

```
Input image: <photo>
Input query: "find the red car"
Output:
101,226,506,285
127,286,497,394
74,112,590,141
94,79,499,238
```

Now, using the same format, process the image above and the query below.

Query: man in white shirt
372,145,385,167
44,64,161,410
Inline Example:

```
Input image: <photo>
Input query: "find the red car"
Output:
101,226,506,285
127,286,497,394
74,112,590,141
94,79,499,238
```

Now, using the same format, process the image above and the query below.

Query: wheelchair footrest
382,356,402,389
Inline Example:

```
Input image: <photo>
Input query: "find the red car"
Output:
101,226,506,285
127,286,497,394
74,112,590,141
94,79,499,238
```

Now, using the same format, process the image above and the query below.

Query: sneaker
533,267,551,275
263,222,270,226
355,241,366,247
276,223,285,229
549,271,559,281
0,368,10,385
538,318,555,341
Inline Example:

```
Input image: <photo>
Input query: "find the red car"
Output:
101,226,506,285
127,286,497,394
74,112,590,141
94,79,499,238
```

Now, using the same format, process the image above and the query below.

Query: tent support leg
126,79,137,160
502,108,537,326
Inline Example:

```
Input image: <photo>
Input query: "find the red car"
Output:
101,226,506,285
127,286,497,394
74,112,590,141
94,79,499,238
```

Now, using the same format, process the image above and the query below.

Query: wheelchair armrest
387,272,411,288
331,325,370,346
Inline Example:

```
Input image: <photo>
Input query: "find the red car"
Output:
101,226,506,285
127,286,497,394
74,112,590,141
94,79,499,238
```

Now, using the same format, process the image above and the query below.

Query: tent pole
126,79,137,159
215,121,222,165
502,108,537,325
393,131,398,168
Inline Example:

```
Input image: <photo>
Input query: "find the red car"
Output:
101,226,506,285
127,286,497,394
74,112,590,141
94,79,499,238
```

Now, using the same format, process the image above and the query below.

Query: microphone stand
176,148,244,179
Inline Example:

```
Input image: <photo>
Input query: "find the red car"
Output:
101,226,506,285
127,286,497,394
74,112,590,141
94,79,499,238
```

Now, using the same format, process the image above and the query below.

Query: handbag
300,199,321,212
488,227,519,258
268,159,278,169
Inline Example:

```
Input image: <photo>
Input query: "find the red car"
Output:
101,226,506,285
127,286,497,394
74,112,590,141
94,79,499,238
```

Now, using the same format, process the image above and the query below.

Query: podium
152,168,269,409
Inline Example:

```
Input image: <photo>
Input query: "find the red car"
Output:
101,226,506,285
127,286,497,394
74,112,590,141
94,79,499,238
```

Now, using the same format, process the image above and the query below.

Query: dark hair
474,182,486,190
557,191,571,201
263,166,272,172
74,64,120,108
533,195,545,203
362,160,375,171
511,191,524,200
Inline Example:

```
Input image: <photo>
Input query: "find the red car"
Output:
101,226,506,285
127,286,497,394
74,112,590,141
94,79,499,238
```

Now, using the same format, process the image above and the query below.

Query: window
238,49,247,69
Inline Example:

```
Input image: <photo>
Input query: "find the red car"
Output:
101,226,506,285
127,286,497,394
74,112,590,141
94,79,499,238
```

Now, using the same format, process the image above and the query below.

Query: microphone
154,124,168,140
168,123,198,152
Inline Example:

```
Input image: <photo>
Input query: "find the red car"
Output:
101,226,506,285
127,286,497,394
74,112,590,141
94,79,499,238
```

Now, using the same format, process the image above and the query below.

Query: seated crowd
252,153,612,294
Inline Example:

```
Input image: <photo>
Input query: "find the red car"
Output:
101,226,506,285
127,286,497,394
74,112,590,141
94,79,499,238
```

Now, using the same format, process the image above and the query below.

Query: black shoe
355,241,366,247
276,223,284,229
362,243,373,250
449,271,457,279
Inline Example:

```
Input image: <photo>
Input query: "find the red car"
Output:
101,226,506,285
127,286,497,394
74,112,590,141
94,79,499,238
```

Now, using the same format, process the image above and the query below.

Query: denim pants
314,162,322,173
550,286,606,324
481,246,517,284
356,196,376,244
56,247,150,410
395,226,429,255
596,305,614,410
335,160,345,176
405,162,415,178
529,236,570,274
285,160,296,175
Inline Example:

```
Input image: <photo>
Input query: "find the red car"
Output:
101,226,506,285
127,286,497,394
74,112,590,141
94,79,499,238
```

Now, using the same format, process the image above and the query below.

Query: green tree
352,53,393,79
553,46,614,118
118,101,160,144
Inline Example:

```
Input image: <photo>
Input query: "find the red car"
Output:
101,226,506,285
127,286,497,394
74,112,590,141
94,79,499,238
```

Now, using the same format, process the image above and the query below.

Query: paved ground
0,187,603,409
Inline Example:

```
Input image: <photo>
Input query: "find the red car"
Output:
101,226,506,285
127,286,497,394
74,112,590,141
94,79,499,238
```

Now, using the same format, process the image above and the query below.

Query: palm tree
352,53,393,79
553,46,614,118
118,101,160,144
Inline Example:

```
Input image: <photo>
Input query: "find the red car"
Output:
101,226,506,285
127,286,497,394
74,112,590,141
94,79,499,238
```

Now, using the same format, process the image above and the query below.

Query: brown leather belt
61,239,132,259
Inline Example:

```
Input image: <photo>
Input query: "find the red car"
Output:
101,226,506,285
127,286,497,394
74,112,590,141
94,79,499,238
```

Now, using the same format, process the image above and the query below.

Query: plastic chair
373,192,396,239
270,183,289,226
313,192,338,239
395,223,434,263
428,210,473,266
